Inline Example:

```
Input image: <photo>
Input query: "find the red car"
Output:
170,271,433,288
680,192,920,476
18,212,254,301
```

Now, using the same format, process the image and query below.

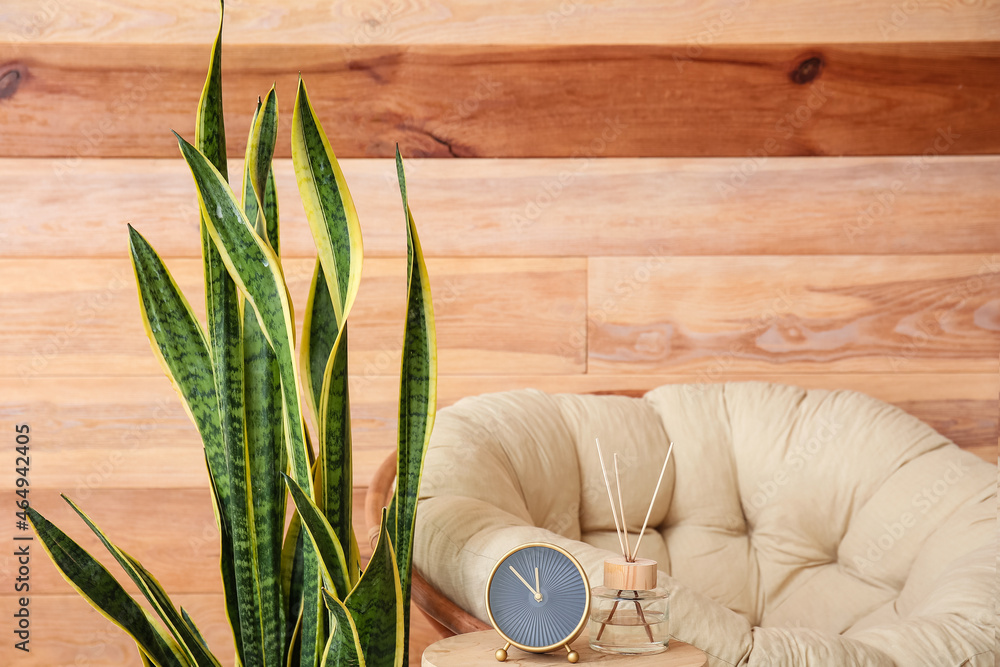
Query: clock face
486,544,590,652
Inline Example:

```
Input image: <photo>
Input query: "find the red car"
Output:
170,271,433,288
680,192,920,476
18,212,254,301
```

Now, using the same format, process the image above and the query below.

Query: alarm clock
485,543,591,663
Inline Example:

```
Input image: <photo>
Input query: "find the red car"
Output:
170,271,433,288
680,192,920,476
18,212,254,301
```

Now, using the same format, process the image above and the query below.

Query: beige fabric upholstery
414,382,997,666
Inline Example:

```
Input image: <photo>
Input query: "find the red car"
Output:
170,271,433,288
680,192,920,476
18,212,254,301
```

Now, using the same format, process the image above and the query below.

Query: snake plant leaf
243,88,279,246
121,555,223,667
213,295,262,667
321,591,365,667
298,564,325,667
388,149,438,665
345,508,404,667
282,473,350,598
284,473,336,667
141,650,156,667
302,264,355,577
279,479,323,667
205,454,245,667
317,326,353,566
195,0,227,181
192,0,241,535
202,457,245,667
285,606,304,667
280,513,304,625
26,507,189,667
193,7,258,666
292,77,366,599
241,85,287,667
243,301,287,667
301,455,325,667
291,76,363,327
175,132,314,501
63,496,221,667
264,169,280,254
180,608,213,657
301,259,337,423
127,226,228,517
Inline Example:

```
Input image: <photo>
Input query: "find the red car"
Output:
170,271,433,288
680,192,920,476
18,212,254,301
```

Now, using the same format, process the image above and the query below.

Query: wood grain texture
2,43,997,158
0,593,443,666
0,257,586,379
588,255,1000,375
5,156,999,259
3,0,996,46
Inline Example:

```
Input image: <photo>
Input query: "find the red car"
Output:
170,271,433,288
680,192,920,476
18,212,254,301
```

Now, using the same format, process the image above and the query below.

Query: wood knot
0,64,25,100
790,56,823,85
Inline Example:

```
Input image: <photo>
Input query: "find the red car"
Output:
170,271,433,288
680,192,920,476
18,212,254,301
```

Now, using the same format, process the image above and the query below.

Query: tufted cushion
414,382,996,666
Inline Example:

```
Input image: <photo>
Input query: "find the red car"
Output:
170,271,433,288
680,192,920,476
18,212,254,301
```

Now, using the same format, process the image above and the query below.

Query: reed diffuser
588,439,674,655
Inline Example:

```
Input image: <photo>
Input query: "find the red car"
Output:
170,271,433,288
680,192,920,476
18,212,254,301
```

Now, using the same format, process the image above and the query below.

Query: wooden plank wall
1,2,998,665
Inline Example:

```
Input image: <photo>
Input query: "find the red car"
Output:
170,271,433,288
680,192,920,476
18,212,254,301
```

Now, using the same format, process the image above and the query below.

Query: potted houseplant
26,3,437,666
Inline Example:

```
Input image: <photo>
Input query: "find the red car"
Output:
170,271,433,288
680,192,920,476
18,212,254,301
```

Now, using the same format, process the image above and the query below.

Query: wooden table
422,630,707,666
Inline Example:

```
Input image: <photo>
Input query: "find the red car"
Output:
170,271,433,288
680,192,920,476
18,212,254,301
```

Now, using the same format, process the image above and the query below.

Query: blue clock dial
488,545,589,649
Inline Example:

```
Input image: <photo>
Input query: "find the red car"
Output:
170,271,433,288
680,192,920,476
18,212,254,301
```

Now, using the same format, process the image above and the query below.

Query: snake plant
27,3,437,666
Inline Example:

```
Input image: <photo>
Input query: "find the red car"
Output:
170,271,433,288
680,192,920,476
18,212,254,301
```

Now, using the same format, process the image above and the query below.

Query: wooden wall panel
3,0,995,46
588,255,1000,374
4,157,999,259
0,257,586,379
2,43,998,158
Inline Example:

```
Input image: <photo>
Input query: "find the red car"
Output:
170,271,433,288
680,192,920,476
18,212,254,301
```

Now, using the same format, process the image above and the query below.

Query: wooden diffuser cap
603,557,657,590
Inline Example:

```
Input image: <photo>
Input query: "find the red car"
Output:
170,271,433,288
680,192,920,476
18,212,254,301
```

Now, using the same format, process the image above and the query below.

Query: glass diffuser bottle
589,557,669,655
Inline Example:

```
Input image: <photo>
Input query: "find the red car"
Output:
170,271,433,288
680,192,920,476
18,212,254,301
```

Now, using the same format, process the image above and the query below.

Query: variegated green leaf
180,608,213,657
280,513,304,629
264,169,280,254
346,509,403,667
243,88,279,246
321,592,365,667
282,473,350,598
128,225,226,507
64,497,221,667
205,454,245,667
285,606,304,667
387,149,438,666
292,76,365,599
27,508,189,667
298,566,325,667
192,6,252,666
279,494,312,667
241,85,287,667
291,78,367,666
195,0,227,181
301,260,338,421
297,457,324,667
291,77,363,328
316,327,353,564
243,302,287,666
175,133,314,501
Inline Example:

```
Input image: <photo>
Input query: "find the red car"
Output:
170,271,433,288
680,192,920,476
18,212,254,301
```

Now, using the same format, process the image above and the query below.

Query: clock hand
535,567,540,595
508,566,543,601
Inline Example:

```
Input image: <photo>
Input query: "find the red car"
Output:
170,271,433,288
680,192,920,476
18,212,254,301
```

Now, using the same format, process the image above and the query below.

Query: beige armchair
407,382,995,666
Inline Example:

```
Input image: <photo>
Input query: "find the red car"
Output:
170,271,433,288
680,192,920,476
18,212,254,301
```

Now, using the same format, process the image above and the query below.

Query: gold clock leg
495,642,510,662
565,644,580,663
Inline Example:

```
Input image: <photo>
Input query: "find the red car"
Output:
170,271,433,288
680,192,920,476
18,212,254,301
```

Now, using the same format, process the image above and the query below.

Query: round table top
422,630,707,666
